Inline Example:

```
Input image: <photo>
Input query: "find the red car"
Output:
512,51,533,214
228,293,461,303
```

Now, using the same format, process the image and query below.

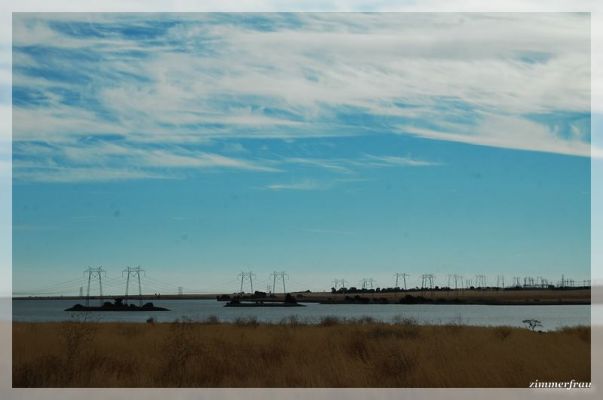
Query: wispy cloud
10,13,593,183
13,141,281,182
360,155,443,167
139,149,279,172
284,157,353,173
13,166,170,183
280,154,442,172
265,179,326,191
400,113,592,157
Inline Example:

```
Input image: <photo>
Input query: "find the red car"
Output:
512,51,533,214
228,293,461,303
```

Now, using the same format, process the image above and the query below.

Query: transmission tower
453,274,463,290
269,271,288,293
280,271,288,293
238,271,255,293
122,266,145,306
496,275,505,288
332,278,347,290
367,278,376,290
333,279,348,290
523,276,535,288
394,273,409,290
421,274,434,289
83,266,106,306
271,271,279,294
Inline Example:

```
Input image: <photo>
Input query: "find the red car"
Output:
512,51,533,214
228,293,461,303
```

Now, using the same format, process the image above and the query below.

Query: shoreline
11,287,592,306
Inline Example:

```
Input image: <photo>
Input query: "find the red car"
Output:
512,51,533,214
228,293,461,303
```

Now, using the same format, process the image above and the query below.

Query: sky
9,12,594,295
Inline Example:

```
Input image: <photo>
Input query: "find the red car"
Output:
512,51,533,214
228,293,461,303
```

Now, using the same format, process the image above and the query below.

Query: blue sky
11,13,591,295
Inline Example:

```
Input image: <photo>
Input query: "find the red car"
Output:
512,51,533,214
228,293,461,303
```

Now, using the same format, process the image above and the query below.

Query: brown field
12,319,590,388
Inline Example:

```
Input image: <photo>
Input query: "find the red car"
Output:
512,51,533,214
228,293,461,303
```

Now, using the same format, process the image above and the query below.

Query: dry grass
13,319,590,388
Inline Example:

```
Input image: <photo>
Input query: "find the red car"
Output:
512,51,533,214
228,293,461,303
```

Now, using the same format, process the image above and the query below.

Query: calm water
11,299,591,330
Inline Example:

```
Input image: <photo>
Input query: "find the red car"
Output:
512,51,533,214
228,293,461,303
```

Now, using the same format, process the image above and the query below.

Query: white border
1,1,600,398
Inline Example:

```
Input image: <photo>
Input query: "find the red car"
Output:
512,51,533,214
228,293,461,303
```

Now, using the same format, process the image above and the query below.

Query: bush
319,316,341,326
234,316,259,327
494,326,513,340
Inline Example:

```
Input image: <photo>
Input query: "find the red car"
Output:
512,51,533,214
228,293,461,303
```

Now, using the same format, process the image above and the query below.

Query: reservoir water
11,299,591,331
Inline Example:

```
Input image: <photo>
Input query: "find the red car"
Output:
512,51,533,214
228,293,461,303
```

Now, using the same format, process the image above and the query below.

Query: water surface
11,299,591,330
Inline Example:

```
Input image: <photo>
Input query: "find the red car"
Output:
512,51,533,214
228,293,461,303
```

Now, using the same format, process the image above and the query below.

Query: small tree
522,319,543,331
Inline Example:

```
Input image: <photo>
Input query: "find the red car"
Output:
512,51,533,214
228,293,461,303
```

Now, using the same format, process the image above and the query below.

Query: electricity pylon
421,274,434,289
475,274,487,288
270,271,288,293
122,266,145,306
332,279,347,291
453,274,463,290
367,278,375,289
83,266,105,306
238,271,255,293
394,273,409,290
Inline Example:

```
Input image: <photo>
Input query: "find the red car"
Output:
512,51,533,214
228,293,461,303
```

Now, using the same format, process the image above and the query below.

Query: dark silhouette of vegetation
522,319,543,331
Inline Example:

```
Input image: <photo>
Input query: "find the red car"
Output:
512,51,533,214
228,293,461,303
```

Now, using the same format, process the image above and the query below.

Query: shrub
494,326,513,340
319,316,340,326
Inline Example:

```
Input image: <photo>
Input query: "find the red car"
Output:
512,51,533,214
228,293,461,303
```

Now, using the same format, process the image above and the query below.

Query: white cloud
13,166,170,183
6,11,596,186
11,13,591,147
140,150,280,171
361,155,442,167
401,114,592,157
284,157,353,173
278,155,442,173
265,179,326,191
15,141,281,182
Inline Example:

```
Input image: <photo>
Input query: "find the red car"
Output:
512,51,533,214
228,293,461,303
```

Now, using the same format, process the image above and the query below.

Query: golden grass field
12,318,590,388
